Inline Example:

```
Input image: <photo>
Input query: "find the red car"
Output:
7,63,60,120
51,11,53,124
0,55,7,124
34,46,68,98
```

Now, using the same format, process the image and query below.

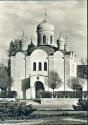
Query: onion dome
65,42,70,52
37,11,55,46
37,11,54,31
58,32,65,43
28,37,35,48
37,20,54,31
57,32,65,51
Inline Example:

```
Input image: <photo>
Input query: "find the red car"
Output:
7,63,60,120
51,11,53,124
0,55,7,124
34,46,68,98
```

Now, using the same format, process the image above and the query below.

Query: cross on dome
21,31,27,43
21,31,24,41
60,32,62,38
44,9,48,21
31,35,33,43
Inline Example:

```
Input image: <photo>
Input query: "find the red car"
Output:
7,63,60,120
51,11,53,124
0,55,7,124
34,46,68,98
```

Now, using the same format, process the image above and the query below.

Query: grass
0,111,87,125
0,117,87,125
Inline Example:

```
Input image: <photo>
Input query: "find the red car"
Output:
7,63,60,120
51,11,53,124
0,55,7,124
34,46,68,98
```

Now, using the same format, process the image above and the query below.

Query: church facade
11,14,84,99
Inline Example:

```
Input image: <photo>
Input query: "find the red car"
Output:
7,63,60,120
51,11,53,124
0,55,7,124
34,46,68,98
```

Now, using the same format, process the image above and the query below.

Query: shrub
73,98,88,111
0,90,7,98
7,91,17,98
36,90,52,98
37,90,44,98
41,91,52,98
34,99,41,104
0,101,33,117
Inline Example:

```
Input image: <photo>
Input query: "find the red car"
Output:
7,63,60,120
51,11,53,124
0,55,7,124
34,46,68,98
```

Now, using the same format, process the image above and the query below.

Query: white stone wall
11,52,26,99
54,51,64,91
49,56,54,72
30,49,48,77
15,52,25,80
11,49,79,99
26,88,32,99
25,56,31,78
29,49,48,98
29,75,48,99
70,54,77,78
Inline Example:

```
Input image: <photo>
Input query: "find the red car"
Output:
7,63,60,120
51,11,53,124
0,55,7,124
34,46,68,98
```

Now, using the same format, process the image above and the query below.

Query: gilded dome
37,20,54,31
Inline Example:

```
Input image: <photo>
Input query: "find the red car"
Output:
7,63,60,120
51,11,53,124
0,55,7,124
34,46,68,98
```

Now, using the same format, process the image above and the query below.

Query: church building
11,13,82,99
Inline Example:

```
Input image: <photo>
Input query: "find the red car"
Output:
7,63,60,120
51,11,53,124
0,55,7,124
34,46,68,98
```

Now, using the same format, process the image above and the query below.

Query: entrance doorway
35,81,44,98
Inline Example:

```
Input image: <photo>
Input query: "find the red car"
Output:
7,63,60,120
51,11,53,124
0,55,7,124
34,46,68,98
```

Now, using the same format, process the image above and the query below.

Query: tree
67,77,84,91
67,77,84,98
73,98,88,111
48,71,62,98
0,65,12,96
8,39,22,57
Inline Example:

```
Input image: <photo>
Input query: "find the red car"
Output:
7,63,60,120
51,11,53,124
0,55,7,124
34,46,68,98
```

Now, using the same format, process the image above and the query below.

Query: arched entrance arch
35,81,44,98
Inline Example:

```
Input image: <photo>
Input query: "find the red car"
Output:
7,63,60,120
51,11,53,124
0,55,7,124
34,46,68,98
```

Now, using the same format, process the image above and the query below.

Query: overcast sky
0,0,87,63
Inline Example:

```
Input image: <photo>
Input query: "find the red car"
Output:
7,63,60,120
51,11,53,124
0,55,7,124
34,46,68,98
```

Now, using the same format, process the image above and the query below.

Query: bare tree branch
67,77,84,91
48,71,62,97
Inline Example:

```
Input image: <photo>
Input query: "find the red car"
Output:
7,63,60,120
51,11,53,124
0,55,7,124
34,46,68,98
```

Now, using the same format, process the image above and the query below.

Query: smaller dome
58,32,65,43
37,20,54,31
65,43,70,52
28,41,35,48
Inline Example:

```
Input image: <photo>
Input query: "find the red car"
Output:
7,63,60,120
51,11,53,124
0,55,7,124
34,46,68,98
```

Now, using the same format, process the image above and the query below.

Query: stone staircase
20,98,78,110
36,98,78,110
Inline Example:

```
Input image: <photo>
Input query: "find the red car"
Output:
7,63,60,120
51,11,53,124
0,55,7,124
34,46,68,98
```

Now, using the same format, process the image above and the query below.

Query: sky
0,0,87,64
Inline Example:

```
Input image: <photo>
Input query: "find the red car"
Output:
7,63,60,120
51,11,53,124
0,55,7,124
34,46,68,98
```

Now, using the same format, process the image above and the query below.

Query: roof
27,45,58,56
57,32,65,43
28,41,35,48
37,20,54,31
59,50,73,55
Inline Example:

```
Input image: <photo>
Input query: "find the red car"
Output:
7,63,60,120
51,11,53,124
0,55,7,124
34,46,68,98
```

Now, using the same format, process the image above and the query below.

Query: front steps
20,98,78,110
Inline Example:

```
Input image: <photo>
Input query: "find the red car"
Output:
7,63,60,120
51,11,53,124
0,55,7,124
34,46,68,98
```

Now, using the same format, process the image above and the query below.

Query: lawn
0,111,87,125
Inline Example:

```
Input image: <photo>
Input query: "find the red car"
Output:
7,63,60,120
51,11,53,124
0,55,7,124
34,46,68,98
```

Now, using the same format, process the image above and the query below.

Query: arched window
50,35,53,44
43,35,46,44
38,34,41,45
33,62,36,71
39,62,42,71
44,62,47,71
